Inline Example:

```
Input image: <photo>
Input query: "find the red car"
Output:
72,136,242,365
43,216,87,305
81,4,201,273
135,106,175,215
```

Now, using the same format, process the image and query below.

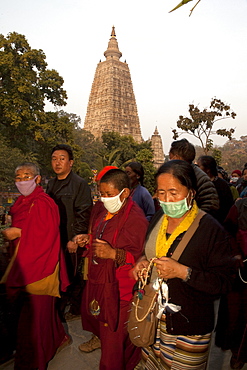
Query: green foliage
83,131,156,193
135,149,156,194
0,32,67,153
172,98,236,154
0,134,34,191
212,148,222,166
73,127,104,170
101,132,152,166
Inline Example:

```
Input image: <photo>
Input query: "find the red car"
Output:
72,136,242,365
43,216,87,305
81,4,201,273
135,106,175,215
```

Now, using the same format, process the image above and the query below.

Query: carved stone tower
84,26,142,143
151,127,165,169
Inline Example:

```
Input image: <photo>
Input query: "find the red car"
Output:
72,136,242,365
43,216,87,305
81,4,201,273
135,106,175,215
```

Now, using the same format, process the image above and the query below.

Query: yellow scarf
156,201,199,258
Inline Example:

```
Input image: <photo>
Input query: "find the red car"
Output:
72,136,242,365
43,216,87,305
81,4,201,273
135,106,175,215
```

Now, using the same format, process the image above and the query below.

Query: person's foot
0,352,14,366
78,335,101,353
64,312,81,321
230,354,245,370
56,334,72,355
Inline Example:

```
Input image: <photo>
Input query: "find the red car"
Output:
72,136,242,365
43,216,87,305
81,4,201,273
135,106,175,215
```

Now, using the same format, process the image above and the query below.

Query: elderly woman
134,160,234,370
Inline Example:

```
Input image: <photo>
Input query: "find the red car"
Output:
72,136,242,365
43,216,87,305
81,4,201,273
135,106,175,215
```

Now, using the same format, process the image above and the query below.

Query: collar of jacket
51,170,73,194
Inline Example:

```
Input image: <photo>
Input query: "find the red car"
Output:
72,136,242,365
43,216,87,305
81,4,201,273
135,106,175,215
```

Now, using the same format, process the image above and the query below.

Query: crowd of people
1,138,247,370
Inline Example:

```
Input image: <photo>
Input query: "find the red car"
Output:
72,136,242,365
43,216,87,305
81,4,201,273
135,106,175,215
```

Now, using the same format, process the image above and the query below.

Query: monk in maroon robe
79,169,148,370
1,163,70,370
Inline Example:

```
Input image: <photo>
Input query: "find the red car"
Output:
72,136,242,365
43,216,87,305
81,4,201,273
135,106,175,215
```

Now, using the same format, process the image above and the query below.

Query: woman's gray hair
15,162,40,176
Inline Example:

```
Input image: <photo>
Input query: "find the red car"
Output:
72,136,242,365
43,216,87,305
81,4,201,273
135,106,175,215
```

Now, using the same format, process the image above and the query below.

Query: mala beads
136,257,156,300
115,248,126,267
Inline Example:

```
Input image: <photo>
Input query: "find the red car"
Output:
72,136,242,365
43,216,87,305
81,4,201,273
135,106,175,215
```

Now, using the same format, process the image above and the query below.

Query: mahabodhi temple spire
83,26,143,143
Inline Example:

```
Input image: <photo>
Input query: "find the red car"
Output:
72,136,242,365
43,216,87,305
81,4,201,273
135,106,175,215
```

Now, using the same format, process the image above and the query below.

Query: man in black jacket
47,144,92,320
169,139,219,214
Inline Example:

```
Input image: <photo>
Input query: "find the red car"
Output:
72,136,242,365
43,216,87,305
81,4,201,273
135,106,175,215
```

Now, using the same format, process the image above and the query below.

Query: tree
172,98,236,154
101,132,152,166
0,134,28,191
0,32,67,153
135,149,156,194
33,111,76,173
73,127,104,170
85,131,156,192
220,136,247,172
211,148,222,167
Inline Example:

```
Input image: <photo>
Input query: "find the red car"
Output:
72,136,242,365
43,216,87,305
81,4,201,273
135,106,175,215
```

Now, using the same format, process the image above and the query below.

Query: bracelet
115,248,126,267
183,267,192,282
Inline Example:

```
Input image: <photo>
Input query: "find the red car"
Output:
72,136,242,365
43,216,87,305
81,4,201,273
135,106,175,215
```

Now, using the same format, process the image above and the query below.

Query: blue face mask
159,193,192,218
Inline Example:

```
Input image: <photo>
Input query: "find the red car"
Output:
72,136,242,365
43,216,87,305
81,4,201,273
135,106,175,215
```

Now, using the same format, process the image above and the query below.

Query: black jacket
47,171,92,248
211,177,234,224
146,209,234,335
192,164,219,213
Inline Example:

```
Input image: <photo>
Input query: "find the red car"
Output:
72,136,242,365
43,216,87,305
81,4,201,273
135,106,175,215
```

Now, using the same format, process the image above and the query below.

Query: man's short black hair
100,169,130,191
169,139,196,164
51,144,74,160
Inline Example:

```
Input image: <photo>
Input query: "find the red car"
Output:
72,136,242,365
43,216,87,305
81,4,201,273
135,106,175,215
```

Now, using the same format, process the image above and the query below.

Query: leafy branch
169,0,202,16
172,98,236,154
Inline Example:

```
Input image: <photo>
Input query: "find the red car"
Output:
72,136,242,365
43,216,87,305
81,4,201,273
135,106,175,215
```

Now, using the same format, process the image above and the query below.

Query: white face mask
230,177,238,183
15,176,38,197
100,189,125,214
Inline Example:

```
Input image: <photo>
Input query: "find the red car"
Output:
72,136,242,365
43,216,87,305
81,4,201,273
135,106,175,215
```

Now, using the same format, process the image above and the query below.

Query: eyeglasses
15,176,34,182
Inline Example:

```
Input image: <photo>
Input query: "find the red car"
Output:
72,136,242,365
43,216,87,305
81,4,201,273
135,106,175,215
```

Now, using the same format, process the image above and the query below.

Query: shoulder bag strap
172,210,206,261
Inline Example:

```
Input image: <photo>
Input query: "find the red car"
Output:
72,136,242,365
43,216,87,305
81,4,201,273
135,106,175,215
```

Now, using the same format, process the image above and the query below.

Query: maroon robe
216,201,247,363
7,186,69,291
6,186,70,370
82,197,148,370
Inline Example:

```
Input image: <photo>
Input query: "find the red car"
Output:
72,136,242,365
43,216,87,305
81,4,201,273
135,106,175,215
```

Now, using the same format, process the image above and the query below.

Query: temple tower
151,127,165,169
84,26,142,143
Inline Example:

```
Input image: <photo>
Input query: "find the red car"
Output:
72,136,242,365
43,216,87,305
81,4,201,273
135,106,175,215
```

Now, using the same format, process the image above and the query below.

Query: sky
1,0,247,154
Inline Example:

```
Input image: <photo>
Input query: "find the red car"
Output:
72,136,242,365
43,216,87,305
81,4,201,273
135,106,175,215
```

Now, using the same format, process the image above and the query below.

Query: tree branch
189,0,201,16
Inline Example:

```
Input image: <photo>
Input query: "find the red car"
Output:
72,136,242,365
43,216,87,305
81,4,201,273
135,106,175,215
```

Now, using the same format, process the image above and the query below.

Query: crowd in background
1,139,247,370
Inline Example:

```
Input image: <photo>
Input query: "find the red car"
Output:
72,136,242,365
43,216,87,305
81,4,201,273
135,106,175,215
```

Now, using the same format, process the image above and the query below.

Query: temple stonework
151,127,165,168
84,27,142,143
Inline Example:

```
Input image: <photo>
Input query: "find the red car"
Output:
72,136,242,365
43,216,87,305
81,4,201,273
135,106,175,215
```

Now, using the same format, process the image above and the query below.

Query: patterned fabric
141,314,211,369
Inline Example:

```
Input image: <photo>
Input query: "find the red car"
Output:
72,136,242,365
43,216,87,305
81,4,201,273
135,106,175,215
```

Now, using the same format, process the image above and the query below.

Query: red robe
7,186,69,292
6,186,69,370
82,198,148,370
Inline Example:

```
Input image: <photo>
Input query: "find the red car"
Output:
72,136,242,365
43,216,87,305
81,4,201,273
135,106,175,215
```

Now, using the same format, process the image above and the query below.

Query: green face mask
159,194,191,218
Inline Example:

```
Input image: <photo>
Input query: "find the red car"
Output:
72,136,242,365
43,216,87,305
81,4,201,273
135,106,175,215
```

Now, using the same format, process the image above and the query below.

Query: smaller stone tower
151,127,165,169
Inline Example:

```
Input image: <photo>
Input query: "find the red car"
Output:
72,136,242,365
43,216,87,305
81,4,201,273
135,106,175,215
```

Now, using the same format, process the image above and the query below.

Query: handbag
128,210,205,347
128,258,160,347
